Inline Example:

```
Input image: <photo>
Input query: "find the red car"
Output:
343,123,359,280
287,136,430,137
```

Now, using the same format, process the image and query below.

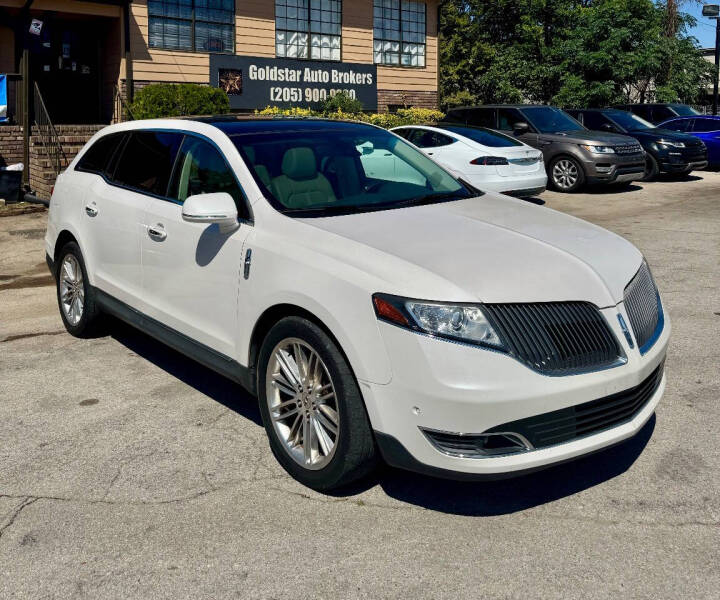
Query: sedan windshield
438,125,523,147
608,111,654,131
231,126,473,217
521,106,584,133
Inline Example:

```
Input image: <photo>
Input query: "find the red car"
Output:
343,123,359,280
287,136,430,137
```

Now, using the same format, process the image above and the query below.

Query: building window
275,0,342,61
148,0,235,53
373,0,425,67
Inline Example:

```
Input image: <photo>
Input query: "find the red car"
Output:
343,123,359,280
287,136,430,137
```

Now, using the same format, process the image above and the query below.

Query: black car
613,103,700,125
444,105,646,192
567,108,708,180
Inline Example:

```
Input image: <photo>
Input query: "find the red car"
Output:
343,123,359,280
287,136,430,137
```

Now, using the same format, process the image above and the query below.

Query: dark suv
613,103,700,125
444,105,646,192
567,108,708,180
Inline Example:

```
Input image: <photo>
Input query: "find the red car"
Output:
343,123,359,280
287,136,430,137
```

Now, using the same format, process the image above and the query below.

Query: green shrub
254,105,445,129
319,91,364,114
130,83,230,119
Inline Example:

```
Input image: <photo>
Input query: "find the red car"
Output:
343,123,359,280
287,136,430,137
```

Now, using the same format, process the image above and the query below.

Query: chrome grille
613,143,643,155
624,262,662,353
482,302,623,375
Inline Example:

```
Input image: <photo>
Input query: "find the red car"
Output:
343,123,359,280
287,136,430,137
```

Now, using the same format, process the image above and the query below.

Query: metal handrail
112,84,135,123
33,82,68,176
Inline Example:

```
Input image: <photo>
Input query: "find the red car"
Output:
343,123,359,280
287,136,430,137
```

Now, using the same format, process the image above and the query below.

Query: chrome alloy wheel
552,159,579,190
59,254,85,326
266,338,340,470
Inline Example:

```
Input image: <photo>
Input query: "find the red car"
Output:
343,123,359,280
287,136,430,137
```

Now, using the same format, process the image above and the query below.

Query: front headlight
658,140,685,148
581,145,615,154
372,293,505,349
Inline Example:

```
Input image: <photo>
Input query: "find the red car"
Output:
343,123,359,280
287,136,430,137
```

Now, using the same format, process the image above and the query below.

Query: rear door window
691,119,720,132
582,111,613,130
409,130,455,148
465,108,496,128
662,118,691,132
630,105,653,120
112,131,183,196
76,133,125,175
652,106,675,123
392,128,414,141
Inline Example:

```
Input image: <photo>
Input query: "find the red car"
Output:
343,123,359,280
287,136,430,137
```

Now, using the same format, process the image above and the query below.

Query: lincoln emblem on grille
617,313,635,349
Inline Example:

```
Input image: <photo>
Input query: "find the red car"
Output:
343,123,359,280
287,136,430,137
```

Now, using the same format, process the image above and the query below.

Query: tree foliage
129,83,230,119
440,0,713,108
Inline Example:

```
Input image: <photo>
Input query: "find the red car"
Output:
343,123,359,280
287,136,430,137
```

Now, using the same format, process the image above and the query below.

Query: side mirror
513,121,530,134
182,192,239,234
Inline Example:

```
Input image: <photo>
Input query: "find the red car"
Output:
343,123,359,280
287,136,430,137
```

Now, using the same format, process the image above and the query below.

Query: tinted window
465,108,496,128
392,128,414,140
439,125,522,147
112,131,182,196
662,118,691,132
581,111,613,131
630,105,653,120
606,111,653,131
444,109,469,124
76,133,124,174
169,136,246,216
497,108,526,131
408,130,455,148
653,106,675,122
692,118,720,132
519,107,582,133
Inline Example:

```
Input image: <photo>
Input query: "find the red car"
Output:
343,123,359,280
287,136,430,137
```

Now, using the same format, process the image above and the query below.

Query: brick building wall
0,126,25,167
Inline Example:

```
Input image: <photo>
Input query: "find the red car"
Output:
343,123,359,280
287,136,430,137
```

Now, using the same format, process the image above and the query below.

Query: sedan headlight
372,293,505,349
581,145,616,154
657,140,685,148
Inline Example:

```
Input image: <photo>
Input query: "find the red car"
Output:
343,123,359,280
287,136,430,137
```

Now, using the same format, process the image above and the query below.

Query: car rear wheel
549,156,585,192
642,154,660,181
55,242,102,337
257,316,377,491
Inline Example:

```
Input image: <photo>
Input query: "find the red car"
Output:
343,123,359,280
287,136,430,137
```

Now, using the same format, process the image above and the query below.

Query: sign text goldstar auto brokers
210,55,378,111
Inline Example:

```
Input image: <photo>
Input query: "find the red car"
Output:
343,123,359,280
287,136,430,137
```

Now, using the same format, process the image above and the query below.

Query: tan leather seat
271,147,336,209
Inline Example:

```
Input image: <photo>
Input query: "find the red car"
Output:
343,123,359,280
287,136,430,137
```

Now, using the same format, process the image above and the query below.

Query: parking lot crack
0,497,39,541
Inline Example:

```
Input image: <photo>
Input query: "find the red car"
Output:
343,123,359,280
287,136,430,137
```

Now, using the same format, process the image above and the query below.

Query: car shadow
652,173,703,183
105,317,263,427
583,183,644,194
103,317,655,515
518,195,545,206
333,416,655,516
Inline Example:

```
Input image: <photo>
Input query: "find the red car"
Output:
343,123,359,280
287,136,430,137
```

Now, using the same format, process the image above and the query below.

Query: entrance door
29,17,102,123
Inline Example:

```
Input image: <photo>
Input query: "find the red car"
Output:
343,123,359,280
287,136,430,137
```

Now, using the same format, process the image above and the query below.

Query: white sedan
391,124,547,196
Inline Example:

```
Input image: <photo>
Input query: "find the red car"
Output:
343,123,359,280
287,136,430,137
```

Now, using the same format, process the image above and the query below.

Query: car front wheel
642,154,660,181
257,316,377,491
549,156,585,192
55,242,102,337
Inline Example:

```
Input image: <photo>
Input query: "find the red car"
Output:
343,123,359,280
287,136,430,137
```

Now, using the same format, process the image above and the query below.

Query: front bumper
581,152,646,185
363,304,670,478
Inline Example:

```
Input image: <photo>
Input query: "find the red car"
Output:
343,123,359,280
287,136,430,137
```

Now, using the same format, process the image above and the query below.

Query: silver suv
444,105,646,192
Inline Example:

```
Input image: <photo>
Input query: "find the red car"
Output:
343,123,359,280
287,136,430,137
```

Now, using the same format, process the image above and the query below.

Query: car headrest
282,147,317,180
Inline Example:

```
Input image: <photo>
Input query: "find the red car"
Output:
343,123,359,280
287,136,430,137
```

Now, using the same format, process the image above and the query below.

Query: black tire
55,241,103,337
257,316,377,491
642,153,660,181
548,156,585,192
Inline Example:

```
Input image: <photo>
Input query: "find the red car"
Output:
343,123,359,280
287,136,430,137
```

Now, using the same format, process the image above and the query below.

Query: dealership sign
210,55,377,111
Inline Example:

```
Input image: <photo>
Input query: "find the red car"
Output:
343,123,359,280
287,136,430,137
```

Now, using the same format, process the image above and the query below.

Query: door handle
148,225,167,241
85,203,98,217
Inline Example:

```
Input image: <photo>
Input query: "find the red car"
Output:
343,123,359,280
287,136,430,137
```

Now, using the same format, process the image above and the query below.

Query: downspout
20,0,34,189
123,0,134,103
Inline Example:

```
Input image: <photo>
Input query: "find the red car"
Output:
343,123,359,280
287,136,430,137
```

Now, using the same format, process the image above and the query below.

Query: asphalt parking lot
1,173,719,599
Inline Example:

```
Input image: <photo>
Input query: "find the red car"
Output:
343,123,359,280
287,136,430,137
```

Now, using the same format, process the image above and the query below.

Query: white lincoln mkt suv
45,117,670,491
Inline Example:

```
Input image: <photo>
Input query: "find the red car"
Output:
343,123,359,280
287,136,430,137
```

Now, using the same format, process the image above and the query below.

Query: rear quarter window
75,133,124,174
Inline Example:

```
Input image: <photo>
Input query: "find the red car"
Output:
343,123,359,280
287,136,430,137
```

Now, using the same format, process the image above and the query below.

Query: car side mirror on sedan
513,122,530,134
181,192,239,234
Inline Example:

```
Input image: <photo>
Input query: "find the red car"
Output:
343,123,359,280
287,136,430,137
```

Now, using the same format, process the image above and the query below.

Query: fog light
421,428,533,458
595,166,612,174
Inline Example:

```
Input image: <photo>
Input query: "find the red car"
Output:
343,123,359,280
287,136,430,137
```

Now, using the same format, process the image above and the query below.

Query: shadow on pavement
106,317,263,427
366,415,655,516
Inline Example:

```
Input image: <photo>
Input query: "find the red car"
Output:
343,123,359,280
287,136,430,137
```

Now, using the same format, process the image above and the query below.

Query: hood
298,195,642,307
629,128,702,145
538,130,639,145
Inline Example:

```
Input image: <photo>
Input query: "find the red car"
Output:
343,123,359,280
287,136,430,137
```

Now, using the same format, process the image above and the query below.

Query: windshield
521,106,584,133
608,111,654,131
671,104,700,116
438,125,523,147
231,126,473,217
